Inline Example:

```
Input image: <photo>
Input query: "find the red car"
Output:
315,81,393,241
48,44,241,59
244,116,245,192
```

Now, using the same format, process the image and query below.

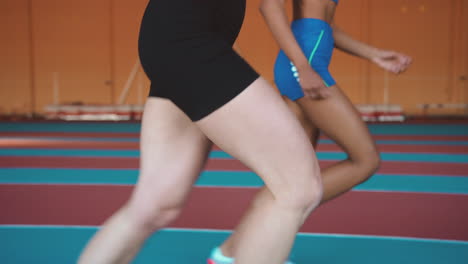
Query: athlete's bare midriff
293,0,336,23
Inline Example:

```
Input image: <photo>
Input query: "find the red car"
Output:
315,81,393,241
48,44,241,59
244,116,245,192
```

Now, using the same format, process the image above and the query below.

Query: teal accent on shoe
209,247,296,264
210,247,234,264
210,247,294,264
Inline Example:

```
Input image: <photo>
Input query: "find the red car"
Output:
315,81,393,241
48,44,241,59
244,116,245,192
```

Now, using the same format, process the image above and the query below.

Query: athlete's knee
285,180,323,214
351,147,381,182
127,202,182,232
124,195,184,233
362,148,380,176
275,169,323,213
367,150,381,173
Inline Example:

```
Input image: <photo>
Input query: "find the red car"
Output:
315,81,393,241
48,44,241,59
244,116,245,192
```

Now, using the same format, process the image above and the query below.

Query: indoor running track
0,121,467,263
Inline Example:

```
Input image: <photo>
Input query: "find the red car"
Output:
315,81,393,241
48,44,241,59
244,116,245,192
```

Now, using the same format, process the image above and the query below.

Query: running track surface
1,121,467,263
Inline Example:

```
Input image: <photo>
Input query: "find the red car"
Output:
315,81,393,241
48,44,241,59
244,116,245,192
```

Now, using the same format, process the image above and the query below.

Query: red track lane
0,139,139,150
206,159,468,176
372,135,468,141
0,132,138,138
1,185,467,241
1,132,468,141
0,139,467,154
0,156,467,176
316,144,468,153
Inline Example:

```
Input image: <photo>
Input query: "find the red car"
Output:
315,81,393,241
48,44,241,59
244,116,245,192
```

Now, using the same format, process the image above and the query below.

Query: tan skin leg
296,84,380,201
219,84,380,260
78,77,323,264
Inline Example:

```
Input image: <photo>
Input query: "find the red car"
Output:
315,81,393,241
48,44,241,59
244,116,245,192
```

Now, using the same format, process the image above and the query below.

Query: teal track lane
1,122,467,264
2,137,468,145
1,149,467,163
1,168,468,195
1,122,468,135
1,226,467,264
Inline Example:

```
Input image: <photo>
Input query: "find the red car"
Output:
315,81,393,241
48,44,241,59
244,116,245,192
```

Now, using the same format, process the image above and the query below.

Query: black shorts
138,0,259,121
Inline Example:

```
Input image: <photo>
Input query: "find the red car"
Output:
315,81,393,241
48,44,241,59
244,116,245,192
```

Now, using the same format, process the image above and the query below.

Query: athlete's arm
332,24,412,74
260,0,329,99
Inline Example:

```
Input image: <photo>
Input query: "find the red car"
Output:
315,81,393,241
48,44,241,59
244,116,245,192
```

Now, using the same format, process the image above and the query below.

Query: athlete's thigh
130,97,212,207
196,77,321,196
283,96,320,147
297,85,377,157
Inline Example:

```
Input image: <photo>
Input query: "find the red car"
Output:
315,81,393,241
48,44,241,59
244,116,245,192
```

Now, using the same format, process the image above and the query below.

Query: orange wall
0,0,467,115
459,0,468,114
31,0,114,109
367,0,459,114
112,0,150,104
0,0,32,114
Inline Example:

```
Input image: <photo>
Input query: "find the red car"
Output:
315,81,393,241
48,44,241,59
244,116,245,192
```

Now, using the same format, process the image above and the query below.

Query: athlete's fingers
307,90,318,99
305,89,319,100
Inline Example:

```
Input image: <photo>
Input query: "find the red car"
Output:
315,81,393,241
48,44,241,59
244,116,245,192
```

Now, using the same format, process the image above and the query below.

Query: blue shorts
274,18,336,101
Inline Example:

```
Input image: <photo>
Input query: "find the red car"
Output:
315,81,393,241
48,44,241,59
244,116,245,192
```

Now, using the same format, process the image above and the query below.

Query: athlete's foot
207,247,234,264
207,258,296,264
208,247,296,264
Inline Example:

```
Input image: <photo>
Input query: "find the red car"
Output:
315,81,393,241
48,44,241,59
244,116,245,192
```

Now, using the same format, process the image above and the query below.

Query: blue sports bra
331,0,339,4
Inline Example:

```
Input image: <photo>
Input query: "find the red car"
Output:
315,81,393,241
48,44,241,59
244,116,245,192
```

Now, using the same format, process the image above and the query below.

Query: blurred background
0,1,467,263
0,0,467,120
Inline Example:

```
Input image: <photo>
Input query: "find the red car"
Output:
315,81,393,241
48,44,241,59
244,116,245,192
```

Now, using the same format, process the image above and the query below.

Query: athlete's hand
298,66,330,100
372,50,412,74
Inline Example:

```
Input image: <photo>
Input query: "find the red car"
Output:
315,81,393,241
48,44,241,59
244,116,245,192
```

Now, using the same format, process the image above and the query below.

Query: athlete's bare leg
219,85,379,260
197,78,322,264
79,77,322,264
296,84,380,202
78,98,212,264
